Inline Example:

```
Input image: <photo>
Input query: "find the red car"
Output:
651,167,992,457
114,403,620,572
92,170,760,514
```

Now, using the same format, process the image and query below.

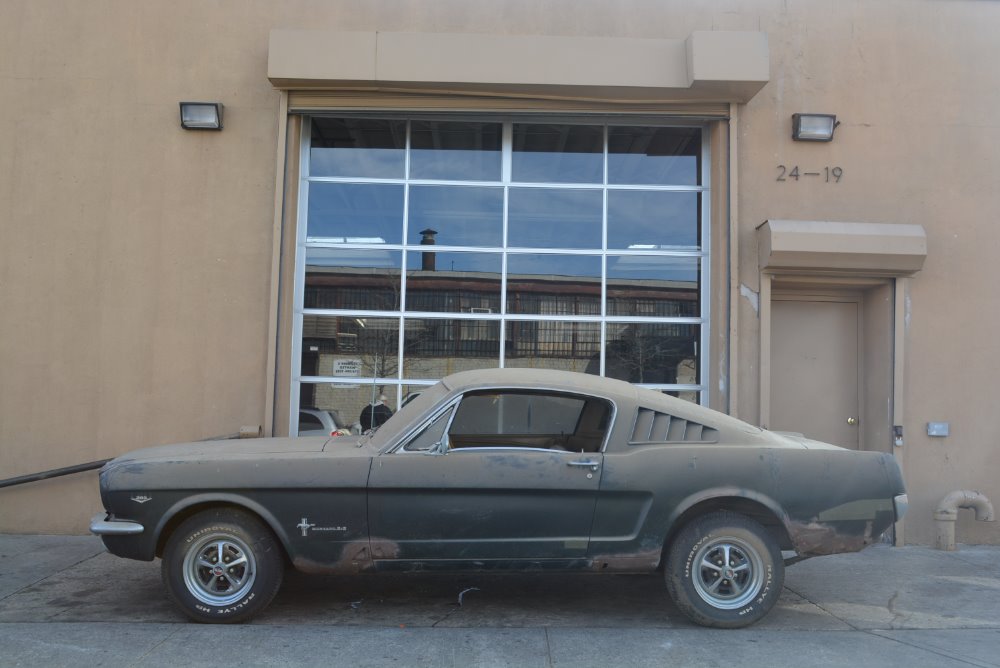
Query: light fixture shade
179,102,223,130
792,113,838,142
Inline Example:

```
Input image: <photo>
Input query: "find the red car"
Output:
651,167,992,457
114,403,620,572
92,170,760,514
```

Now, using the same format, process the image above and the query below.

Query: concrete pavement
0,535,998,667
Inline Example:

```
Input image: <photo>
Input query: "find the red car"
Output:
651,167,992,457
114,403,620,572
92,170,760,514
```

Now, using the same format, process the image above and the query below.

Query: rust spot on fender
588,547,662,572
788,520,874,557
292,537,399,574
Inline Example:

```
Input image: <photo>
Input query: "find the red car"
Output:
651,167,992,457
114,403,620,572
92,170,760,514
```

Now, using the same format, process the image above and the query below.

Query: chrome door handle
568,460,600,472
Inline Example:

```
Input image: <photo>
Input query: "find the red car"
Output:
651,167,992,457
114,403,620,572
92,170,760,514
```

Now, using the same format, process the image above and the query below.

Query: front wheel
665,511,784,628
161,508,284,623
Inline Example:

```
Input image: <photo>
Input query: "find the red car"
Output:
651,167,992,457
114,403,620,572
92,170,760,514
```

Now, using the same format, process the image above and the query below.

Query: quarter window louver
630,408,718,444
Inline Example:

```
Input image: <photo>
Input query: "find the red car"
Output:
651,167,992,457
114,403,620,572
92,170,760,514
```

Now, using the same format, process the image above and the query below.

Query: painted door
771,298,861,449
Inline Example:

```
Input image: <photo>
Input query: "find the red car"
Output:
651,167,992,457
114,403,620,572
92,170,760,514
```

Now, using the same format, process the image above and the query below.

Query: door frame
759,273,909,545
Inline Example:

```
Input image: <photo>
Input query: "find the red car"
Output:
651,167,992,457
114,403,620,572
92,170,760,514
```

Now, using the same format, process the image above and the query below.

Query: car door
367,390,605,565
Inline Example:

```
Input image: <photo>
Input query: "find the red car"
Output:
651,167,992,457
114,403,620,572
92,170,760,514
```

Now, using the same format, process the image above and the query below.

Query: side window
448,391,611,452
402,407,453,452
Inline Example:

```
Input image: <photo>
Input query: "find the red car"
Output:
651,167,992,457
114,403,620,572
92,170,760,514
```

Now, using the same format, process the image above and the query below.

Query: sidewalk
1,535,998,667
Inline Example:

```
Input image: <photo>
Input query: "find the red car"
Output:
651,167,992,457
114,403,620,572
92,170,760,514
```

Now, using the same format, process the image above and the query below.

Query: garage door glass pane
505,321,601,372
403,318,500,379
310,118,406,179
405,251,502,313
410,121,502,181
506,254,601,315
304,248,402,311
607,190,699,249
606,255,699,317
507,188,602,248
300,315,399,379
604,323,700,385
512,124,604,183
408,186,503,247
298,383,399,436
307,183,404,244
608,126,701,186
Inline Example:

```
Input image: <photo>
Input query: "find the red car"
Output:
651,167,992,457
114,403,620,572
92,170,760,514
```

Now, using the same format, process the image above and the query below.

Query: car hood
104,436,334,468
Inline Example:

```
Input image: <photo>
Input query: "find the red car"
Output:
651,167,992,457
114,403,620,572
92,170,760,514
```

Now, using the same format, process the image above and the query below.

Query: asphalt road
1,535,999,667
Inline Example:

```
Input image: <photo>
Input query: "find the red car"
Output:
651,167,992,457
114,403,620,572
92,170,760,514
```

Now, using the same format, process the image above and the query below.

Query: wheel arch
153,494,293,563
662,488,794,563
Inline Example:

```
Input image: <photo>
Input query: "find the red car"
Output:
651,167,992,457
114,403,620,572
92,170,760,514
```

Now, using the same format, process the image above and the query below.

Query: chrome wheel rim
182,532,257,606
691,537,764,610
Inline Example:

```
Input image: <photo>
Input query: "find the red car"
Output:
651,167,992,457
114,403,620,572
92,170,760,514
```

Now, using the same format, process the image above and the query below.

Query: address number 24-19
776,166,843,182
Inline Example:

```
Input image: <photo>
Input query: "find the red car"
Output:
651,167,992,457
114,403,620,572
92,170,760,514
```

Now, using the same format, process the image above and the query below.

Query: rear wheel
665,511,784,628
161,508,284,623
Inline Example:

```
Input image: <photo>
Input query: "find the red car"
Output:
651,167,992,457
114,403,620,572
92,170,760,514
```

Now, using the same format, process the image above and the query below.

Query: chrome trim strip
90,513,144,536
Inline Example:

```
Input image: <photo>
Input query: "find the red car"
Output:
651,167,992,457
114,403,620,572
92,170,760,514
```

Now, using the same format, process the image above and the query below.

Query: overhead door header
269,30,769,108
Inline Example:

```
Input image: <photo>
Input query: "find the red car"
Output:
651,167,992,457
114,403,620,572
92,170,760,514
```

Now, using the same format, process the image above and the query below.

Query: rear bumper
90,513,144,536
894,493,909,522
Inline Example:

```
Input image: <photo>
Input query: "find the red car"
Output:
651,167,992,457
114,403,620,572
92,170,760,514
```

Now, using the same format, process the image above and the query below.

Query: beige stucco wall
1,0,998,545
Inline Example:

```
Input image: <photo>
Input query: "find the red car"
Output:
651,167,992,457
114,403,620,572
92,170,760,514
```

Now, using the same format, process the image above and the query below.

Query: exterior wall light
791,113,838,142
179,102,224,130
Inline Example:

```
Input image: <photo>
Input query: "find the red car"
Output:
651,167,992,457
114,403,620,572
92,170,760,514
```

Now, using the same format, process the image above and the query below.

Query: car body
91,368,907,628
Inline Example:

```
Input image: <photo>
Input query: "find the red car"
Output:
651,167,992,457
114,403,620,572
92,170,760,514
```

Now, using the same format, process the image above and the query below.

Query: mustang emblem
297,518,315,536
130,495,153,504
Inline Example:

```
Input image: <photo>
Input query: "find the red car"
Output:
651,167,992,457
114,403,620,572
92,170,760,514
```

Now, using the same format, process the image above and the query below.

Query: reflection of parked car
297,409,357,437
91,369,906,629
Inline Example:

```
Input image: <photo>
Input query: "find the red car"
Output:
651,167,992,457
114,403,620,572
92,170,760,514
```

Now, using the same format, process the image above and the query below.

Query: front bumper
90,513,144,536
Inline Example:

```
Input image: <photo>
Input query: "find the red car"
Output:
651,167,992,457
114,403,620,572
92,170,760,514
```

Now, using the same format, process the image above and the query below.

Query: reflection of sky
508,188,602,248
406,251,502,274
607,127,700,186
607,255,699,284
308,183,404,243
512,124,603,183
306,248,401,269
310,147,405,179
408,186,503,246
410,149,501,181
507,254,601,278
607,191,698,249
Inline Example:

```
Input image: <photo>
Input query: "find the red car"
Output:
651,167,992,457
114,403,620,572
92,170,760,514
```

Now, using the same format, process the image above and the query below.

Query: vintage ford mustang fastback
91,369,907,627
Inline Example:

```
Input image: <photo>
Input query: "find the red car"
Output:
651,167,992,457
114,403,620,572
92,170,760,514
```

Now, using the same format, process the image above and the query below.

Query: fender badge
297,517,346,536
131,495,153,504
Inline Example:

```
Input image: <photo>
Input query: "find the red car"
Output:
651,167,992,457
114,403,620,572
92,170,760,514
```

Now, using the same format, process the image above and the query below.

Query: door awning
758,220,927,276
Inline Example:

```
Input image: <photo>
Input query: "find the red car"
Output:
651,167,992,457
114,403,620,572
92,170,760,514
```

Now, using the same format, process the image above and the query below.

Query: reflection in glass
505,321,600,373
410,121,502,181
608,126,701,186
309,118,406,179
307,183,404,243
506,254,601,315
405,251,501,314
512,124,603,183
300,316,399,382
304,248,401,311
507,188,602,249
408,186,503,247
607,190,699,249
606,256,699,317
298,382,400,437
604,323,700,385
403,319,500,379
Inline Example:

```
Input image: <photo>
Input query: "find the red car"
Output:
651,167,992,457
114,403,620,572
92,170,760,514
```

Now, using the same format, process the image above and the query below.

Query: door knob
847,417,858,426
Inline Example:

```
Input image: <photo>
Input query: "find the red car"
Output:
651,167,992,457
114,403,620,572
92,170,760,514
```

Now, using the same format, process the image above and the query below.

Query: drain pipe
934,490,995,551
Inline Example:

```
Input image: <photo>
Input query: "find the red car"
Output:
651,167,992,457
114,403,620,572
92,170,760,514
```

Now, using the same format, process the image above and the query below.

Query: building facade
1,0,997,545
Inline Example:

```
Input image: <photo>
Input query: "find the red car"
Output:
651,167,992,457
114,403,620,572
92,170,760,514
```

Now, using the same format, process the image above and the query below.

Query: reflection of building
302,265,698,382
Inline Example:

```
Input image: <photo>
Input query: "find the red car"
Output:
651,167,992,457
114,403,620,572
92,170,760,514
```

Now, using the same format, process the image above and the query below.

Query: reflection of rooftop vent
420,228,438,271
